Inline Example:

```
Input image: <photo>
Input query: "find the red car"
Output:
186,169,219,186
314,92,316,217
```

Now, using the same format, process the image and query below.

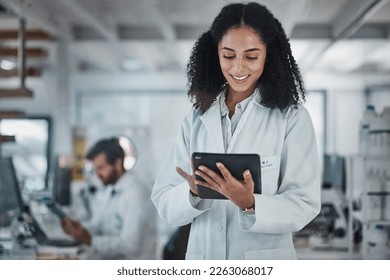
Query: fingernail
199,166,204,171
216,162,222,167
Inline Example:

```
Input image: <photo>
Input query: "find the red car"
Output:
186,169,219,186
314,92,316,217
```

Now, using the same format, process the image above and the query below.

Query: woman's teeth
232,75,248,81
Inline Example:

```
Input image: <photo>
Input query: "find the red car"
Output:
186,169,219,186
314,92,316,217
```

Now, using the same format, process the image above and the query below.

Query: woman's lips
231,74,249,81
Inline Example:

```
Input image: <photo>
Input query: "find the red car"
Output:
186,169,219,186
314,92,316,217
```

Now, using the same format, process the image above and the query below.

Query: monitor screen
0,117,51,191
53,157,72,206
0,158,25,227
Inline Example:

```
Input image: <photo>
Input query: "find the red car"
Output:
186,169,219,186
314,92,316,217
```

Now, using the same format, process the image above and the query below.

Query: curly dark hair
186,2,305,112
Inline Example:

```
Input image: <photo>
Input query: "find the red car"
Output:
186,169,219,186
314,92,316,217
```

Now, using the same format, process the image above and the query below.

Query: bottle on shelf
384,171,390,221
363,223,390,259
359,104,377,156
368,106,390,156
380,107,390,156
357,106,390,259
362,168,382,222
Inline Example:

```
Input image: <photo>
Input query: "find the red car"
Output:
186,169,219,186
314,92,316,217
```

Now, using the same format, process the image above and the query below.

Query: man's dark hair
186,2,306,112
86,137,125,165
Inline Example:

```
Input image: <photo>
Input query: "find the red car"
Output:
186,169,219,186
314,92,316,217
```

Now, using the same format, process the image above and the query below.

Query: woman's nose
233,58,244,72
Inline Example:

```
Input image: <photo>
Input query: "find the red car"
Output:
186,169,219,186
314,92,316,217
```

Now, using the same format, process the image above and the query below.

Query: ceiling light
121,59,144,71
0,59,16,70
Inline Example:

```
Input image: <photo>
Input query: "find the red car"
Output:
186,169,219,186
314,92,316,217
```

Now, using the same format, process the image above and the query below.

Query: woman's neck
225,87,255,116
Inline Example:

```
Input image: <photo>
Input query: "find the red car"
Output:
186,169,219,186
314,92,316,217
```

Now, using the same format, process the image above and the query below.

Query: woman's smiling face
218,26,267,98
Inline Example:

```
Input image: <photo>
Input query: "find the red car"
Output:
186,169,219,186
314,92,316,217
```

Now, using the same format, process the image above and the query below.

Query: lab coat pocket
244,248,296,260
185,253,204,260
260,155,280,195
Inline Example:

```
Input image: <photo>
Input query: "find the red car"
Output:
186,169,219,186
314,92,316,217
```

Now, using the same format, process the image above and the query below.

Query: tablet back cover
192,153,261,199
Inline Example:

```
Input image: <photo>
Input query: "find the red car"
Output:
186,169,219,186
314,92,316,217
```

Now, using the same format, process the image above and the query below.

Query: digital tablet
45,201,68,219
191,152,261,199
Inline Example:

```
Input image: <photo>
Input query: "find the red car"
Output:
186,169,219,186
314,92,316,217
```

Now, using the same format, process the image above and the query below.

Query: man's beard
102,169,120,186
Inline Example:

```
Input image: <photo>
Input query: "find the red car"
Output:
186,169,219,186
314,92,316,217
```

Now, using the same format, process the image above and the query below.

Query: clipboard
191,152,261,199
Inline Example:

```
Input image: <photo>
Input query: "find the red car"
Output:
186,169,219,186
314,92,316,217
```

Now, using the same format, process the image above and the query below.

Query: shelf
351,154,390,159
346,155,390,259
0,110,25,119
363,221,390,225
361,155,390,160
0,67,42,78
0,29,53,41
0,135,16,143
365,192,390,195
0,47,48,58
0,88,33,98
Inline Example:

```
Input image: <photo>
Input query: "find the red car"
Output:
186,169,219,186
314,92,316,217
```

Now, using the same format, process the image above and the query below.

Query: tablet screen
191,152,261,199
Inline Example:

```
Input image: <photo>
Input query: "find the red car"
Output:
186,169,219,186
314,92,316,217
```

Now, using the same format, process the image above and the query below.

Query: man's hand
61,218,92,245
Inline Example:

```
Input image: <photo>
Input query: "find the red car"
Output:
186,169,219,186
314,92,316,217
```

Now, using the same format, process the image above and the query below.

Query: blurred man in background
61,137,156,259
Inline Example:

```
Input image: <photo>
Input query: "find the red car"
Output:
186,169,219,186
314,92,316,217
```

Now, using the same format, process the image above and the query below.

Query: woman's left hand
194,162,254,209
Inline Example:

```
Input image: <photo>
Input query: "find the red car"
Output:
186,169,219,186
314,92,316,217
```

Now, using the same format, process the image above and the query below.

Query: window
0,116,51,191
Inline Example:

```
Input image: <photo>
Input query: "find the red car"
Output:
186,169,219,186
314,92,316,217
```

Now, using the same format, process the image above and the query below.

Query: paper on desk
36,245,79,260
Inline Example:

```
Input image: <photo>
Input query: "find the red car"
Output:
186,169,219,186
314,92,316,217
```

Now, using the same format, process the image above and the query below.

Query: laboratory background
0,0,390,260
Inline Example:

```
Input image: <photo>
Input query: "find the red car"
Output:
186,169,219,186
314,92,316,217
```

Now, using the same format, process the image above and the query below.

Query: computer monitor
0,116,52,192
0,157,25,227
52,162,72,206
0,158,80,247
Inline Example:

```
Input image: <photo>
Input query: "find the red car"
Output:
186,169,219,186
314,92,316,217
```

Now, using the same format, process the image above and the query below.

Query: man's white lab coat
83,171,157,259
152,92,321,259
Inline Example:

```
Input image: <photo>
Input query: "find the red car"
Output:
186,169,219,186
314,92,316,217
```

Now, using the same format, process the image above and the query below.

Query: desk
0,239,36,260
35,245,79,260
1,241,79,260
296,248,361,260
294,238,362,260
1,228,79,260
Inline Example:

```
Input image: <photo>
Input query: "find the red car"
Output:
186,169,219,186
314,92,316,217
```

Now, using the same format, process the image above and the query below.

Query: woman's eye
223,55,235,59
247,57,258,60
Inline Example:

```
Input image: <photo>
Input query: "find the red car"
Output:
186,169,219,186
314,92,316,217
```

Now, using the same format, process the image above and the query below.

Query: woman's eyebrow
244,48,262,52
221,47,262,52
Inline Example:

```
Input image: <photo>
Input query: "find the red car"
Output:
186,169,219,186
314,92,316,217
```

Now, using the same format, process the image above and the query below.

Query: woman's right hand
176,166,198,195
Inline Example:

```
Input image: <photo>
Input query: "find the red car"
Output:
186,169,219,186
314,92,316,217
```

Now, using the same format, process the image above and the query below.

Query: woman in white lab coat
152,2,321,260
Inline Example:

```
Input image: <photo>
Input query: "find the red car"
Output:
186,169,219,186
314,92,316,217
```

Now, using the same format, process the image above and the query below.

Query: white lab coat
82,171,157,259
152,92,321,260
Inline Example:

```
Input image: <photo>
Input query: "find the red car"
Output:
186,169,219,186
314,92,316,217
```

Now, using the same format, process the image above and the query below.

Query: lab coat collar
219,86,264,108
110,171,132,196
219,89,255,117
252,87,265,108
199,87,263,152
